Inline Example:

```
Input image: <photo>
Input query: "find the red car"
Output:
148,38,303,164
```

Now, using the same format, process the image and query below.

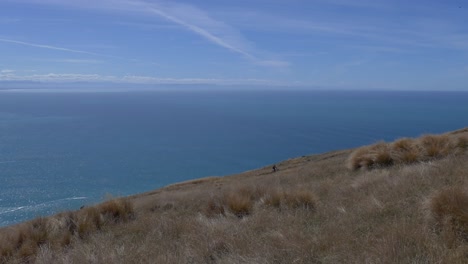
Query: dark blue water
0,90,467,226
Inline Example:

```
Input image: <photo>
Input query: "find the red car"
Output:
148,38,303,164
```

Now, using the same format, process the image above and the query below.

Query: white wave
64,196,88,201
0,196,88,216
32,196,88,208
0,206,26,215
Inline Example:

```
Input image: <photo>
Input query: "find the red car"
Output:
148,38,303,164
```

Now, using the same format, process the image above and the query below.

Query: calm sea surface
0,90,467,226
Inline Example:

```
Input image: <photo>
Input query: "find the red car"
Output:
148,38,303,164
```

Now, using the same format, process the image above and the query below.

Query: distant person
272,164,278,172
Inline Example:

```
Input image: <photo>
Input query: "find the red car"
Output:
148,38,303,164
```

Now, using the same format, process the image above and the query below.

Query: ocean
0,90,467,226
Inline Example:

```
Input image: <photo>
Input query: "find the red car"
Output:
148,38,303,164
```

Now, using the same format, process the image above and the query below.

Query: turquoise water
0,90,467,226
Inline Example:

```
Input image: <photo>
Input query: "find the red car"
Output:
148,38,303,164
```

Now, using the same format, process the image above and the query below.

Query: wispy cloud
0,72,283,86
121,0,290,67
141,2,256,59
221,8,468,53
0,70,16,82
12,0,289,68
0,38,101,56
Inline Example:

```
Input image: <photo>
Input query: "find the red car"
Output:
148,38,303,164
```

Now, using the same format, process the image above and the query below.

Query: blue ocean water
0,90,467,226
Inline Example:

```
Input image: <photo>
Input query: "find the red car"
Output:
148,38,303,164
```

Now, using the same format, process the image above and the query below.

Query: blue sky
0,0,467,90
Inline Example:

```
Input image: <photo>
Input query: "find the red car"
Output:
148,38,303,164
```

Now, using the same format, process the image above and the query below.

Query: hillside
1,128,468,263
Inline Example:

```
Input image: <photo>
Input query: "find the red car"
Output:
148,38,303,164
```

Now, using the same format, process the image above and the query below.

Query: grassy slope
1,128,468,263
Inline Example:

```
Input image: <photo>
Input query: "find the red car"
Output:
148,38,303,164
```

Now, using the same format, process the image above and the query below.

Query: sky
0,0,467,90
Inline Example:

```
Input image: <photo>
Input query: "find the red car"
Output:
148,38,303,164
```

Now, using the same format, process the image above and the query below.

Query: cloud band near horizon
0,71,286,86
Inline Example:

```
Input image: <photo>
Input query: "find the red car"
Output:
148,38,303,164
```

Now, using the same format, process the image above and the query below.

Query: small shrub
429,187,468,244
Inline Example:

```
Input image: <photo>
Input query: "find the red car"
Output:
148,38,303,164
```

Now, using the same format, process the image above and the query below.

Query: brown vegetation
427,187,468,246
224,190,254,218
348,133,468,170
1,128,468,263
0,198,134,262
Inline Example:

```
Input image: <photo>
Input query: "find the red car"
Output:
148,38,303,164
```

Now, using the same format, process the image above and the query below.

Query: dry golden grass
98,199,134,223
263,188,316,211
1,127,468,263
392,138,420,163
263,188,284,208
224,190,254,218
348,132,468,170
283,189,317,210
0,198,134,263
204,197,226,218
455,136,468,151
428,187,468,246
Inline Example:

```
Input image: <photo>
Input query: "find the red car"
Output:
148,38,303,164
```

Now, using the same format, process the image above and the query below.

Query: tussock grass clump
264,189,284,208
0,218,50,260
264,188,316,211
392,138,420,164
419,134,451,158
0,198,134,262
98,199,134,223
348,142,393,170
347,147,375,170
211,185,317,219
224,191,254,218
348,133,468,170
283,189,317,210
75,207,103,238
428,187,468,244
